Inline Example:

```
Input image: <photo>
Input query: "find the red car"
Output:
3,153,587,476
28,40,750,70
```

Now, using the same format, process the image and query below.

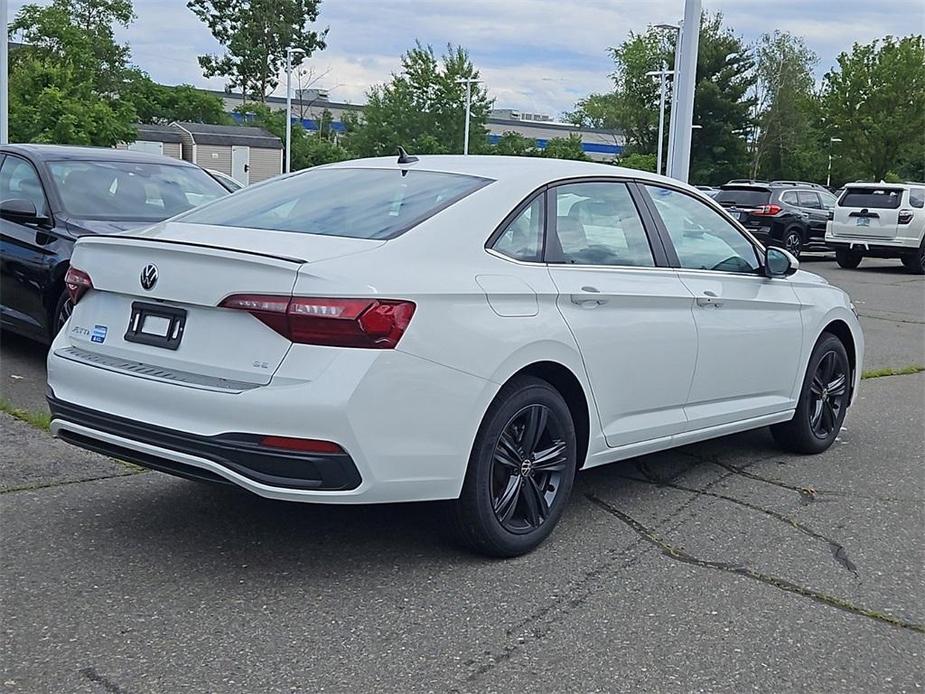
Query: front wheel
901,246,925,275
448,376,577,557
771,333,850,454
835,248,863,269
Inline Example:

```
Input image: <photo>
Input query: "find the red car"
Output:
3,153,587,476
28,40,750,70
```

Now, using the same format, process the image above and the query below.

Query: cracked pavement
1,256,923,693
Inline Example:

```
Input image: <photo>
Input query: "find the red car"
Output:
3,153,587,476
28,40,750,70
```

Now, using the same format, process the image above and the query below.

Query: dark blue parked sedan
1,144,230,342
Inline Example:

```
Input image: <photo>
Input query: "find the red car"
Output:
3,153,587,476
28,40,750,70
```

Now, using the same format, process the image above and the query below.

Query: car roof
1,143,198,167
315,155,699,192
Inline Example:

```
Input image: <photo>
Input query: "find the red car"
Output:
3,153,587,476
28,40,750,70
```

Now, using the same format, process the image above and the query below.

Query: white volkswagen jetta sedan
47,155,863,556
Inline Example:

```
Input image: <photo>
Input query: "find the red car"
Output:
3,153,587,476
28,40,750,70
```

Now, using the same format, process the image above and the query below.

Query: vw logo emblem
140,264,158,291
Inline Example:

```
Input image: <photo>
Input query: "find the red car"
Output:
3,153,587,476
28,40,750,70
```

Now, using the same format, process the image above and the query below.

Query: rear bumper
48,393,362,490
825,237,921,257
46,332,496,504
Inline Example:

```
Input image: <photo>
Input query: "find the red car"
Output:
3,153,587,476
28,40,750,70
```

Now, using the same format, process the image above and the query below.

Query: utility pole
285,47,305,173
665,0,701,182
1,0,9,144
455,77,480,155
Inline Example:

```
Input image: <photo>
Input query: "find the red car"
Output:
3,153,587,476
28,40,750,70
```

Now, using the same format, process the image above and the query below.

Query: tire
900,246,925,275
771,333,851,455
835,248,862,269
50,289,73,341
783,228,804,258
448,375,578,557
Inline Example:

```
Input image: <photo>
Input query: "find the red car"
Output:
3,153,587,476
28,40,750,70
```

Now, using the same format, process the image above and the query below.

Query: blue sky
9,0,925,117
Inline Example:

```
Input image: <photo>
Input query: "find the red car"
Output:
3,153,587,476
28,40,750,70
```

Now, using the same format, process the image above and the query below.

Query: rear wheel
783,228,804,258
771,333,850,454
835,248,863,269
901,246,925,275
51,290,73,340
448,376,577,557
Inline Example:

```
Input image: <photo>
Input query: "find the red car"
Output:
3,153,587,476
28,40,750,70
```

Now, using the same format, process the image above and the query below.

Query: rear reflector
260,436,345,454
220,295,416,349
64,266,93,304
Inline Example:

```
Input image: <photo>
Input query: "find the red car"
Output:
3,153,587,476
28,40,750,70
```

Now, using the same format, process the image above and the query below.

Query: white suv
826,182,925,274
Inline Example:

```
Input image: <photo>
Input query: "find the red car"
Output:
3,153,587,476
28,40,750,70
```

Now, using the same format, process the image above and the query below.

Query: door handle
570,287,607,307
695,290,724,308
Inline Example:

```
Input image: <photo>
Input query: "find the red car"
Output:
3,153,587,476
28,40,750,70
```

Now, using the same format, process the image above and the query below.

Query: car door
0,154,58,335
797,190,828,238
545,179,698,449
639,183,804,431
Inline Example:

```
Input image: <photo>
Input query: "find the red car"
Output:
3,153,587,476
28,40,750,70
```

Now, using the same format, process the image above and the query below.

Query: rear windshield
180,168,493,239
714,187,771,207
48,160,228,221
839,187,903,209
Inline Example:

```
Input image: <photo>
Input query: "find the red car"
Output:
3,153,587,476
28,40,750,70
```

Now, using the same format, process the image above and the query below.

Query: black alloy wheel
771,333,851,454
491,404,568,534
807,350,849,439
783,229,803,257
449,375,577,557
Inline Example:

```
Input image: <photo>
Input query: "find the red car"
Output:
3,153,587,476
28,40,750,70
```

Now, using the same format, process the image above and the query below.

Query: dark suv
714,181,838,257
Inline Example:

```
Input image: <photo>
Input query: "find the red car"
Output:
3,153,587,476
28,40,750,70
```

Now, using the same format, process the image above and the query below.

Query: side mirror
1,199,49,227
765,246,799,278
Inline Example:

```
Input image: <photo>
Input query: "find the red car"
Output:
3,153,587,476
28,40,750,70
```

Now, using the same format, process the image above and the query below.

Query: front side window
819,191,838,208
551,182,654,267
643,185,760,274
182,168,492,239
48,160,227,221
0,156,48,217
798,191,821,208
492,195,544,262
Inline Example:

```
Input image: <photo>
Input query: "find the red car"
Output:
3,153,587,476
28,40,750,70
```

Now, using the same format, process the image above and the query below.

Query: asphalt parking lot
1,255,923,693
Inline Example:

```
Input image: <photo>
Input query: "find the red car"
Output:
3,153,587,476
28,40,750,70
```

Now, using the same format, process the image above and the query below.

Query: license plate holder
125,302,187,350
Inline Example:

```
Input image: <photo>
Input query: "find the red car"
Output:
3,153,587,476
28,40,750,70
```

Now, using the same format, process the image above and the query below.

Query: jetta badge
140,264,158,291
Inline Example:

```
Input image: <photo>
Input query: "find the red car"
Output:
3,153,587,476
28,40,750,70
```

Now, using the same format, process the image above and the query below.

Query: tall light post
455,77,481,155
826,137,842,188
645,66,674,176
1,0,9,144
285,46,305,173
665,0,702,182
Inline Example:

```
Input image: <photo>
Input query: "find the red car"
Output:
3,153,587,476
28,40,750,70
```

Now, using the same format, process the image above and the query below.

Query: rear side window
839,187,903,209
797,191,821,208
909,188,924,209
181,168,492,239
492,195,544,262
714,187,771,207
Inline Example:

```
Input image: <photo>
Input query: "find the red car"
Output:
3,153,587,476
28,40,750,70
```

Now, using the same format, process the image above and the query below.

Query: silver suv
826,182,925,274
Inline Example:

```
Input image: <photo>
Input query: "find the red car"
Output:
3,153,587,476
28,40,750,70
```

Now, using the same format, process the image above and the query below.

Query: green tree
235,103,350,170
541,135,590,161
750,31,823,181
123,77,231,125
188,0,327,102
490,131,539,156
821,35,925,182
8,0,138,145
615,152,657,172
570,13,755,183
344,43,493,157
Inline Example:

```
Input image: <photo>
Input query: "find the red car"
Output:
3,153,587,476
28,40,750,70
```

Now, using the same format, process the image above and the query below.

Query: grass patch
861,365,925,380
0,399,51,431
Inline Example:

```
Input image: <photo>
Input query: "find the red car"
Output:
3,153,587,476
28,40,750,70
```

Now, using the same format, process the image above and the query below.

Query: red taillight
219,295,416,349
64,266,93,304
753,204,783,216
898,210,914,225
260,436,344,454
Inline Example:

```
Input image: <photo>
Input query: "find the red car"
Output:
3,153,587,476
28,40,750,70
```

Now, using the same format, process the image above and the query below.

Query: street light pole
646,65,674,176
1,0,9,144
285,47,305,173
665,0,702,182
455,77,480,155
826,137,842,188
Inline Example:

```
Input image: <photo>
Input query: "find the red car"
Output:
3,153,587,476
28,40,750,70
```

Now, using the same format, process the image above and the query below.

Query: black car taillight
898,210,914,225
64,266,93,304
